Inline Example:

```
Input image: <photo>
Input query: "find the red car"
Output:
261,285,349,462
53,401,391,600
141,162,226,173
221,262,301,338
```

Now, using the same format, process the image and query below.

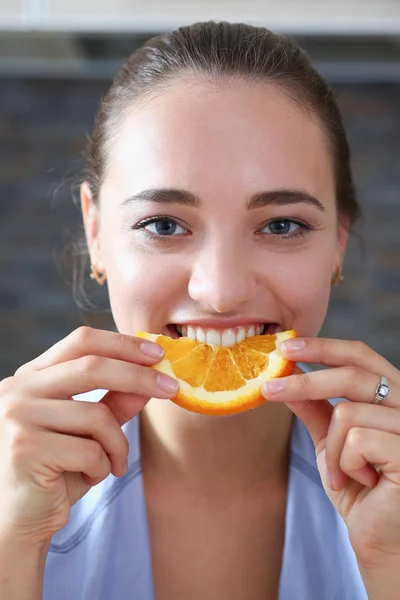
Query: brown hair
71,20,360,309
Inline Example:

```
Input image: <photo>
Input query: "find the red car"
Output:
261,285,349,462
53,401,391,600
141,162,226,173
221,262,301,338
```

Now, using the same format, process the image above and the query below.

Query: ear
80,181,105,270
334,216,350,272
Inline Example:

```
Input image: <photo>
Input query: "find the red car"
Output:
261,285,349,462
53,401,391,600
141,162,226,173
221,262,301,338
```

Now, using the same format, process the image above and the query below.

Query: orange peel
137,330,297,415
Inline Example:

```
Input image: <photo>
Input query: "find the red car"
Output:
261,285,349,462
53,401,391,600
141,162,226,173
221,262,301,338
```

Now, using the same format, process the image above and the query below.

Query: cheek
104,243,185,333
276,249,333,336
293,275,332,337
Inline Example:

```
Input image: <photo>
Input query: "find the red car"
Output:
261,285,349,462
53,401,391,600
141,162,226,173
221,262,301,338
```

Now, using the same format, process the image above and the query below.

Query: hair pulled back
72,21,359,308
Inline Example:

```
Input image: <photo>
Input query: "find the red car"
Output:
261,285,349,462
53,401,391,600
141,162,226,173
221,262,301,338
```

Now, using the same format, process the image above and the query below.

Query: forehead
102,79,335,205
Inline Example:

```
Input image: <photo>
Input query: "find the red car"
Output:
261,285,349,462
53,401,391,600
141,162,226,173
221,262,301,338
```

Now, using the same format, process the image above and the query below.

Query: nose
187,240,258,313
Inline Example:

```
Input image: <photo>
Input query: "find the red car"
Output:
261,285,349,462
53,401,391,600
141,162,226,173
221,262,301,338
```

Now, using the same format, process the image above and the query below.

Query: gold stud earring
89,264,107,285
331,268,344,286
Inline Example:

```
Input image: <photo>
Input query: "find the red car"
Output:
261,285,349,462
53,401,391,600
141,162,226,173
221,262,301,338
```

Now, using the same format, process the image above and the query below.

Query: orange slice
137,330,297,415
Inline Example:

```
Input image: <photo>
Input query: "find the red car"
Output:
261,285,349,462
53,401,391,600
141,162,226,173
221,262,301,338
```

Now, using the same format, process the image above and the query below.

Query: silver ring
372,376,390,405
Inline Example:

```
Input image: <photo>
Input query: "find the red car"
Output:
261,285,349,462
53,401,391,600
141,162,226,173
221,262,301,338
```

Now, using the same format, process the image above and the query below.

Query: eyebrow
121,187,326,212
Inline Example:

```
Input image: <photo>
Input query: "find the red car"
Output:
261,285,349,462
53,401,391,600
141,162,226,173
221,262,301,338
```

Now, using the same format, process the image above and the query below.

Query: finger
28,355,179,401
15,326,165,375
280,337,399,382
326,402,400,491
265,367,334,454
17,430,112,485
19,398,130,477
285,398,333,454
100,390,151,427
340,428,400,488
263,367,399,408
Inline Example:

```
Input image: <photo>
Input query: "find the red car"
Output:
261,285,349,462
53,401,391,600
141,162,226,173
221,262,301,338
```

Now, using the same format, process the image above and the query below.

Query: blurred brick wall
0,78,399,378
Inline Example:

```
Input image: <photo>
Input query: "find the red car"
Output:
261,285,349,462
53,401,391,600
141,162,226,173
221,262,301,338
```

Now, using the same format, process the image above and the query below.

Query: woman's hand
0,326,179,548
261,337,400,575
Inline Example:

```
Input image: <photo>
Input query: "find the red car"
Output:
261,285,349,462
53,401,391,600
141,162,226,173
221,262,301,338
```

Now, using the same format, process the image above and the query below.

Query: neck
140,399,294,495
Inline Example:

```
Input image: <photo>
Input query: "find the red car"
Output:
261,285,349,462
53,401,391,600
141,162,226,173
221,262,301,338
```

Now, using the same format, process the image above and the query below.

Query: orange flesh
156,333,278,391
137,330,297,415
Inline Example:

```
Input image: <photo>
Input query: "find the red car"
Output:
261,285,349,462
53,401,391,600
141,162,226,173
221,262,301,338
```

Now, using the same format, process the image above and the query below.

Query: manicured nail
326,471,333,490
263,379,286,395
281,338,305,353
156,373,180,394
123,459,129,475
140,341,165,359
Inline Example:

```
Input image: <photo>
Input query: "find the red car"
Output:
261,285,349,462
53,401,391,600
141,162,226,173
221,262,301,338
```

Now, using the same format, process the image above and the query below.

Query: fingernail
140,341,165,359
123,459,129,475
156,373,180,394
281,338,305,353
326,471,333,490
263,379,286,395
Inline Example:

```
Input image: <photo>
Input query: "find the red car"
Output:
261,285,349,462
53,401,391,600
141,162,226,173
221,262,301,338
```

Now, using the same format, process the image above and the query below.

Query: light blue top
43,390,368,600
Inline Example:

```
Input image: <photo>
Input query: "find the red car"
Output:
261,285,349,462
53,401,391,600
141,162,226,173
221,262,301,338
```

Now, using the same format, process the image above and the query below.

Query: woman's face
82,80,348,342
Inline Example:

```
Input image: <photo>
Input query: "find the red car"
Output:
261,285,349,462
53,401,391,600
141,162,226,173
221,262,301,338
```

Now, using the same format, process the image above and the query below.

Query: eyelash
133,215,189,240
133,215,314,241
258,219,313,239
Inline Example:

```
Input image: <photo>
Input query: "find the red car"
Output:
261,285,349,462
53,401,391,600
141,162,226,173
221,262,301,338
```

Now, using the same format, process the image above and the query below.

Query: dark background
0,36,399,378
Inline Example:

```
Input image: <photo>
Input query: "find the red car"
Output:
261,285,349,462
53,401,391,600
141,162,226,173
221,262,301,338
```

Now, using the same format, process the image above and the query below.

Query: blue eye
261,219,309,236
135,216,188,237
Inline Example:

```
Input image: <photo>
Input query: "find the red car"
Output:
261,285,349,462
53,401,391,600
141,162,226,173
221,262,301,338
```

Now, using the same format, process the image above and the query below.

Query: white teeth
187,325,196,340
236,326,246,343
197,328,206,343
205,329,221,345
173,324,267,346
221,329,237,347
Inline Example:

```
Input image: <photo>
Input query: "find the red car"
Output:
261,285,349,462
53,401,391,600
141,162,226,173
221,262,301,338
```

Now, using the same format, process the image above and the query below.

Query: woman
1,21,399,600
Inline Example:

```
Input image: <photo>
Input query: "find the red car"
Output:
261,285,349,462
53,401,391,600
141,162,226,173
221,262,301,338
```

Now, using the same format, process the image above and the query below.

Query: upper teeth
175,324,266,347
